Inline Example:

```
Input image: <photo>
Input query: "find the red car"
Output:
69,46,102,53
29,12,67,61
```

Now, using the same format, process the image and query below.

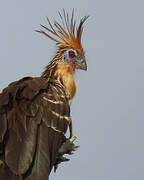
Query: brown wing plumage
0,76,70,180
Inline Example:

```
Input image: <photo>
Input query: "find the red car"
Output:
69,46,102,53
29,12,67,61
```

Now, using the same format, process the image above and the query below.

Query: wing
0,76,70,180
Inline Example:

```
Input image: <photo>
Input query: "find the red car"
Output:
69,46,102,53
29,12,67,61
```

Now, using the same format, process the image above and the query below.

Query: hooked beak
75,58,87,71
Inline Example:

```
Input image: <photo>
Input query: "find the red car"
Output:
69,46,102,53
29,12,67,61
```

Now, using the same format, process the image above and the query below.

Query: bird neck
41,52,76,100
41,53,61,81
55,63,76,100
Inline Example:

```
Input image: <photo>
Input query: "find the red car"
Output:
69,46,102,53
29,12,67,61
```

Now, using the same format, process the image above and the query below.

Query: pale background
0,0,144,180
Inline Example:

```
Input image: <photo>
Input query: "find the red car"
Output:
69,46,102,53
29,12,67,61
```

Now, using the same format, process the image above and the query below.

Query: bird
0,10,88,180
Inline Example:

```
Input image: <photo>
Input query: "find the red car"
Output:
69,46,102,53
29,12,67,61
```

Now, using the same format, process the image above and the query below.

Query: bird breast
56,63,76,100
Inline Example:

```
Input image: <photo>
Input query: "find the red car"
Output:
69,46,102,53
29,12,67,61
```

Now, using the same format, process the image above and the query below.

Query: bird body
0,76,70,180
0,10,88,180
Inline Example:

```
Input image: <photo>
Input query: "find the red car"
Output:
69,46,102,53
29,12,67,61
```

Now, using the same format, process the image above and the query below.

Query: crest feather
36,9,89,52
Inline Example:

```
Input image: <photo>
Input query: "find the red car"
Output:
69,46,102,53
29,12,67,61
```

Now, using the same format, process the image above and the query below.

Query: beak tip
75,58,87,71
83,66,87,71
82,61,87,71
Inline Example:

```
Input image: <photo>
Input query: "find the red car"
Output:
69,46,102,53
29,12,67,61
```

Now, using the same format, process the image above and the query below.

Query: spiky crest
36,9,89,55
38,10,89,80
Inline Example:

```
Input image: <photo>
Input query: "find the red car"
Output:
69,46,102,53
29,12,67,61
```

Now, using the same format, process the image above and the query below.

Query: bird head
36,9,88,71
61,48,87,71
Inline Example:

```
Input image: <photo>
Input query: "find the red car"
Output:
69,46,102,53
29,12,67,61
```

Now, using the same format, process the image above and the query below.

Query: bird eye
62,49,77,61
68,50,76,58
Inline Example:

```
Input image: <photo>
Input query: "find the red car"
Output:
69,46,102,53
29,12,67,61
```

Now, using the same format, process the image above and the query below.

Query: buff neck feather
55,62,76,100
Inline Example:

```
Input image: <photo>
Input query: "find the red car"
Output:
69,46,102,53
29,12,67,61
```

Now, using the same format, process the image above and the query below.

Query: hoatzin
0,10,88,180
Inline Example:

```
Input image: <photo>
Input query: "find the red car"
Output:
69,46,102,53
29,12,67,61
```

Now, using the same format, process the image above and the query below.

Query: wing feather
5,118,38,174
0,76,70,178
0,114,7,142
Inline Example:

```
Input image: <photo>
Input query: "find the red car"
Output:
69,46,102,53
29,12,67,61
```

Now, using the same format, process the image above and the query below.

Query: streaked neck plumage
55,62,76,100
42,54,76,101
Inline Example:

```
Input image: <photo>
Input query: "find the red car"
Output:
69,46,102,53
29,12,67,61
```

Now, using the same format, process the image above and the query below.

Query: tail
0,123,66,180
0,162,23,180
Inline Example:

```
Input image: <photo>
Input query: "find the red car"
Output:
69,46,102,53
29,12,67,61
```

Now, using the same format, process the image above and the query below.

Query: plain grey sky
0,0,144,180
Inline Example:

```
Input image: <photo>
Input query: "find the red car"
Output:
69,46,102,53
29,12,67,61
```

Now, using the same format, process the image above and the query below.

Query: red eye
68,51,75,58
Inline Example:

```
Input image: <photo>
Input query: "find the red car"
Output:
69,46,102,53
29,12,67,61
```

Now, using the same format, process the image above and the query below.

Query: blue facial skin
62,49,78,62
